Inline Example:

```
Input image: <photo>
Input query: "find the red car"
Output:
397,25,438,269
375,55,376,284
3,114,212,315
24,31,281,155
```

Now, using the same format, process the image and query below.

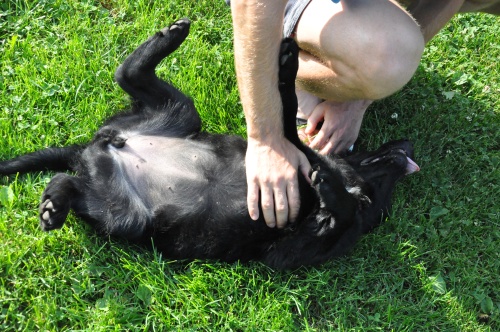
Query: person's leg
293,0,425,154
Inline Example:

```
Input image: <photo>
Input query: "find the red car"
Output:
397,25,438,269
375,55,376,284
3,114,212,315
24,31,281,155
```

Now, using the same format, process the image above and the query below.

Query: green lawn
1,0,498,330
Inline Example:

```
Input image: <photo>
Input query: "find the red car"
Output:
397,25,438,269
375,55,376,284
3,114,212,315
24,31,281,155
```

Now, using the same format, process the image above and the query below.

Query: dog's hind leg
114,19,195,111
39,173,82,231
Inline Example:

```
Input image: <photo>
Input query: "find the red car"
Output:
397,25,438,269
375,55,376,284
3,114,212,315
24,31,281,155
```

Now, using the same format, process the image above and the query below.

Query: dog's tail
0,145,83,175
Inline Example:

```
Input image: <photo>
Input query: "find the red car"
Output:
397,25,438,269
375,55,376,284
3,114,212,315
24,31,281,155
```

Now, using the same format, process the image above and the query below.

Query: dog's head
348,139,419,179
345,139,419,232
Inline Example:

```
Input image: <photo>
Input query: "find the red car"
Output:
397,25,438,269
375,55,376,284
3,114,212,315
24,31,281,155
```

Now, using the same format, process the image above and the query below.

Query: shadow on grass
346,63,499,329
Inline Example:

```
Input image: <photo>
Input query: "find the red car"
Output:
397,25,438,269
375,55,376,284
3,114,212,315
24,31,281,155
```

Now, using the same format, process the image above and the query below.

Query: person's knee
296,0,425,101
350,20,424,100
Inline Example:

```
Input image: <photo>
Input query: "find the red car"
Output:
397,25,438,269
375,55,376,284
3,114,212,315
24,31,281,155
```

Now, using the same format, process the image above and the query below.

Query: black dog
0,19,419,269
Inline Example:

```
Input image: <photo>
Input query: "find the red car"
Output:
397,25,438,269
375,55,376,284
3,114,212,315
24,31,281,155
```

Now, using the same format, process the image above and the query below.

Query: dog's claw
311,170,317,184
310,165,324,186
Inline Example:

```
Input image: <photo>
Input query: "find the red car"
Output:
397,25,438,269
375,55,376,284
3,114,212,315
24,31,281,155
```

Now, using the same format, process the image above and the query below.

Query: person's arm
404,0,465,42
230,0,310,228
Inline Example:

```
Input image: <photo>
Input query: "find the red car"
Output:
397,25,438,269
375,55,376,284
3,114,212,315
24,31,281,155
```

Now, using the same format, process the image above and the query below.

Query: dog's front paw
310,165,329,187
278,38,299,85
310,165,336,203
346,186,372,210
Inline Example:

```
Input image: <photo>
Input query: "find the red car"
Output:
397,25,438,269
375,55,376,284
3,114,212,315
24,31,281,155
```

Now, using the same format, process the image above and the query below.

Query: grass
0,0,498,330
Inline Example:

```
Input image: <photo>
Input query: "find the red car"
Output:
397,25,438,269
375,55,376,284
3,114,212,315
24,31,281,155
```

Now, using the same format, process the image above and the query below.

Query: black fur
0,19,418,269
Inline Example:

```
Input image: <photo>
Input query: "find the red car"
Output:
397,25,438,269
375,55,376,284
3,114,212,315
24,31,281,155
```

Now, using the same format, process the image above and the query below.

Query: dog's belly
108,135,247,215
112,135,213,181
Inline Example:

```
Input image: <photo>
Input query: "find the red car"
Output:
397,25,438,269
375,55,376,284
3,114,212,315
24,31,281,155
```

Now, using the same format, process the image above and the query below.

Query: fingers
308,125,330,152
273,186,288,229
311,126,355,155
252,167,308,228
286,182,300,223
306,103,335,151
319,136,353,155
258,185,276,228
289,152,311,222
304,103,334,152
245,139,311,228
308,120,348,154
247,177,289,229
305,108,324,136
308,117,349,154
247,181,260,221
256,178,292,229
276,152,311,226
304,100,368,155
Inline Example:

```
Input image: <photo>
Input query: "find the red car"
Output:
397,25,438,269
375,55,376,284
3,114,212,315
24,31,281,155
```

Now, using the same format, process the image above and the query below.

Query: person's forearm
230,0,289,140
404,0,465,42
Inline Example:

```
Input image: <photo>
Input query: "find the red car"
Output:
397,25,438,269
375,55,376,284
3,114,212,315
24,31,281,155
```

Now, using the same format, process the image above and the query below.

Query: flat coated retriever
0,19,419,269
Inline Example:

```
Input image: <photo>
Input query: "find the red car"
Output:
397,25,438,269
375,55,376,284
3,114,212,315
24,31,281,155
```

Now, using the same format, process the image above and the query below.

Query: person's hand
302,99,370,155
245,136,311,228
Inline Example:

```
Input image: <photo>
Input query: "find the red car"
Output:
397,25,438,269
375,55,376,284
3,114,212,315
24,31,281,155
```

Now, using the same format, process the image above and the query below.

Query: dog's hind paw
146,18,191,58
38,172,79,231
39,197,70,231
160,18,191,39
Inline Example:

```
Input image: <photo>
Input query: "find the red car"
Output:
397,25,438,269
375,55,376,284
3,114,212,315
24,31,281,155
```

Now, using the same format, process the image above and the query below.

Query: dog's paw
346,186,372,210
39,197,70,231
310,165,329,187
310,164,369,214
310,165,342,212
310,165,336,198
278,38,299,85
160,18,191,39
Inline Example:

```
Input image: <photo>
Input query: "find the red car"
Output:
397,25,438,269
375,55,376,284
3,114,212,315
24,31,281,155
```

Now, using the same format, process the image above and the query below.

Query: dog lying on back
0,19,419,269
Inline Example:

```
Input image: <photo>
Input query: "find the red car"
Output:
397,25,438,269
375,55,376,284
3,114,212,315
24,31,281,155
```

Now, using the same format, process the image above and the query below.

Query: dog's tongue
406,157,420,174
